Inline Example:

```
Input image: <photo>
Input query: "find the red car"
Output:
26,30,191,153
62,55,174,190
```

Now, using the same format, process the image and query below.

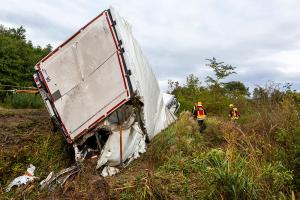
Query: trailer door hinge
126,70,132,76
118,40,123,46
119,47,125,53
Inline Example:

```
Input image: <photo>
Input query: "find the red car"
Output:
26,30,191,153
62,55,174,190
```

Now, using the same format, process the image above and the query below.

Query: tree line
168,57,300,114
0,25,52,88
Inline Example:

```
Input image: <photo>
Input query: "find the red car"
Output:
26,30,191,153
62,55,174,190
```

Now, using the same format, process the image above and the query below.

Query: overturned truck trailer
33,7,177,174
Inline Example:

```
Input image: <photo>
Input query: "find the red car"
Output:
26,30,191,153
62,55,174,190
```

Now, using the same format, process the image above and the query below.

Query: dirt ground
0,107,155,200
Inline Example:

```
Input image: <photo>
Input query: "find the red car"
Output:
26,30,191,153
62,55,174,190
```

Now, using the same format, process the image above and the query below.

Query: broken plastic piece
6,164,37,192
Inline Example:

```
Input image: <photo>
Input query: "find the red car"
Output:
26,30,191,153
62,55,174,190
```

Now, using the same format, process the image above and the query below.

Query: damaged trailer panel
34,10,132,142
34,7,176,169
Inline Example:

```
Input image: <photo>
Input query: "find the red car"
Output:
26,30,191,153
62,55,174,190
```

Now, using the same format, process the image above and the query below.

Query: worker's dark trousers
197,120,204,133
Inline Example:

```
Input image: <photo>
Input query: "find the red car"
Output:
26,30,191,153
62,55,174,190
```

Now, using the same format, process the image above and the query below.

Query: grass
0,92,299,199
2,93,44,109
112,104,299,199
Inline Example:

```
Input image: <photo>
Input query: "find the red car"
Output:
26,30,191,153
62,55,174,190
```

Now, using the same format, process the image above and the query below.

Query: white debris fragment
6,164,38,192
40,171,54,189
73,144,83,162
101,166,120,177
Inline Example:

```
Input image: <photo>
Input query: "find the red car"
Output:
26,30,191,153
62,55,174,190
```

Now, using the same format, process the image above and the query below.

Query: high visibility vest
230,107,240,120
195,105,206,120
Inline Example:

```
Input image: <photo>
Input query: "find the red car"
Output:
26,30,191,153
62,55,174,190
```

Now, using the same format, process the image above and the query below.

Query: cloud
0,0,299,91
0,9,73,43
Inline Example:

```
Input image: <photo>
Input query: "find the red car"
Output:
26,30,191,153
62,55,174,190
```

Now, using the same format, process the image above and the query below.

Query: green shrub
260,162,293,198
201,149,257,200
3,93,44,108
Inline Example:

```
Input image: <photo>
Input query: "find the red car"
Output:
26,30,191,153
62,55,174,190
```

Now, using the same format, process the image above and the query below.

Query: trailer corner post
119,126,123,166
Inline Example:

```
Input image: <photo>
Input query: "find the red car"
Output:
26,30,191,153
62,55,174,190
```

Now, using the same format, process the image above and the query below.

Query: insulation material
96,111,146,168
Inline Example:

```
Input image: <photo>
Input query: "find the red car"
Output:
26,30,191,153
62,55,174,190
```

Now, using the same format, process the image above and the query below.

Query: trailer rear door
37,11,130,141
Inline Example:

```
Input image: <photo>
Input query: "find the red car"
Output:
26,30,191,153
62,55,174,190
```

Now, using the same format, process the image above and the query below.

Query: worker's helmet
197,102,202,106
229,104,234,107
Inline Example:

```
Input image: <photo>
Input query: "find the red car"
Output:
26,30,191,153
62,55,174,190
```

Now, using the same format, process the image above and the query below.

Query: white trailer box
34,8,176,169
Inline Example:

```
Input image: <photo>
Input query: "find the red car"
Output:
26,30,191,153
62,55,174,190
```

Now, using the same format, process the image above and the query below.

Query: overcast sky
0,0,299,91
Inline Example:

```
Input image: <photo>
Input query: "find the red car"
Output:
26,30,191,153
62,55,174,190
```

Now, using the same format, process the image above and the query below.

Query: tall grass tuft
3,93,44,108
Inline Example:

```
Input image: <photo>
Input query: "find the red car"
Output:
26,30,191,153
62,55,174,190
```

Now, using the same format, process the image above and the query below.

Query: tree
185,74,200,90
0,25,52,90
205,57,236,87
224,81,249,96
10,26,26,40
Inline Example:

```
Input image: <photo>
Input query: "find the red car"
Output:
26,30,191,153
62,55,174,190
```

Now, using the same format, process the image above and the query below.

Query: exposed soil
0,107,155,200
0,108,51,147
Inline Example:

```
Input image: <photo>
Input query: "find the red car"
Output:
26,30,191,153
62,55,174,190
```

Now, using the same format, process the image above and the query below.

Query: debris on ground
6,164,38,192
45,160,110,200
39,164,80,191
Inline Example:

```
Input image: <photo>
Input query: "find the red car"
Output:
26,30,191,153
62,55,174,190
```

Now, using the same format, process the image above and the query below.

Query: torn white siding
111,8,177,139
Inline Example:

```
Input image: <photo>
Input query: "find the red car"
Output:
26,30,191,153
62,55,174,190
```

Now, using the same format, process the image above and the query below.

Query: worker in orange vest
192,102,207,133
229,104,240,120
